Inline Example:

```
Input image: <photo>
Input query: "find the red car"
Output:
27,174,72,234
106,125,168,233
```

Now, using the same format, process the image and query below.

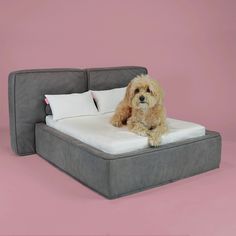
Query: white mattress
45,113,205,155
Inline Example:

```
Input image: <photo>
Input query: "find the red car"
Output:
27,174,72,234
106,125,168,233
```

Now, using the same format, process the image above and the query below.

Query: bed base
35,123,221,199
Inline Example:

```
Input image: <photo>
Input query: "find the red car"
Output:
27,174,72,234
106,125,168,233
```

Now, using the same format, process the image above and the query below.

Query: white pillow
91,87,126,114
45,91,98,120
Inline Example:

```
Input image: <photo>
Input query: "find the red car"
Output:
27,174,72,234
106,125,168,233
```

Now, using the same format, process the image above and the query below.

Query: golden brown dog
111,74,168,147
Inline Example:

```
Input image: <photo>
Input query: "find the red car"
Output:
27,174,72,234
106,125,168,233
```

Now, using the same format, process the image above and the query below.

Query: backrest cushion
8,69,86,155
87,66,147,90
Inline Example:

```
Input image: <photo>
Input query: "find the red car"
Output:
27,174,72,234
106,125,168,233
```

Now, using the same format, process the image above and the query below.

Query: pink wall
0,0,235,140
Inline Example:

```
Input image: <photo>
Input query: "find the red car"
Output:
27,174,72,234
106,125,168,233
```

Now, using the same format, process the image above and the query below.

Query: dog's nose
139,95,145,102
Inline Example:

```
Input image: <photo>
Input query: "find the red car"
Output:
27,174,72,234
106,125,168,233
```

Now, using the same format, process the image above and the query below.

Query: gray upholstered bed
8,66,221,199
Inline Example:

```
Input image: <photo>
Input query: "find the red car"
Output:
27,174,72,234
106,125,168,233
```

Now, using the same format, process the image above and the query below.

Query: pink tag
44,98,49,104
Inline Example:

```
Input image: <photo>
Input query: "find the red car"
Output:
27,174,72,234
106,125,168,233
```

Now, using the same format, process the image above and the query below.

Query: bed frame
8,66,221,199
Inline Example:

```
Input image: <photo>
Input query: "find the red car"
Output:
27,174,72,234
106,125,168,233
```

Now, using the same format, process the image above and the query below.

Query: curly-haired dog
111,74,168,147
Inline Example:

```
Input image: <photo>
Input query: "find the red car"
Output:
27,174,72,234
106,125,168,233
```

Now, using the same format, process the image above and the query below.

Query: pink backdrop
0,0,235,140
1,1,236,236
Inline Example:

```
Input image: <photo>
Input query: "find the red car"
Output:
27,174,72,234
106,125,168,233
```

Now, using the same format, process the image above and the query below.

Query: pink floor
0,128,236,236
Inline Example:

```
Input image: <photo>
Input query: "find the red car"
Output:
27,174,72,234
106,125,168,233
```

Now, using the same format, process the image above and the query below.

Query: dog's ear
150,80,164,105
124,82,132,106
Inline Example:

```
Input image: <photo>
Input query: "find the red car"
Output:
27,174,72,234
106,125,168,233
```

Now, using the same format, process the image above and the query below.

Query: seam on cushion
85,69,90,91
84,70,88,91
107,159,111,197
11,68,83,75
13,73,19,154
37,124,221,161
87,66,147,72
12,67,146,76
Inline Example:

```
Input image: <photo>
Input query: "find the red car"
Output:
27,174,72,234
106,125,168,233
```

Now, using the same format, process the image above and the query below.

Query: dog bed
45,113,206,154
8,66,221,199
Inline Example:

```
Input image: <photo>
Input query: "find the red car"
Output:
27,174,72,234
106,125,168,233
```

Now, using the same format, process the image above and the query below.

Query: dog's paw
148,136,161,147
111,118,123,127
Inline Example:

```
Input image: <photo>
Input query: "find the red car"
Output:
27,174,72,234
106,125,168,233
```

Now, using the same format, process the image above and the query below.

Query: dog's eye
146,87,151,93
134,88,139,94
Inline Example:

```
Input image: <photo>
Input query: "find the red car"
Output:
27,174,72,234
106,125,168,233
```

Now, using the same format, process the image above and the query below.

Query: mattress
45,113,205,154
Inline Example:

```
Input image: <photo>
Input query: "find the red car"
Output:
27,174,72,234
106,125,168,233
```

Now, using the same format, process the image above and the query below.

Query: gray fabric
109,134,221,197
8,69,86,155
8,66,148,155
8,66,222,198
35,123,221,199
87,66,147,90
35,123,110,196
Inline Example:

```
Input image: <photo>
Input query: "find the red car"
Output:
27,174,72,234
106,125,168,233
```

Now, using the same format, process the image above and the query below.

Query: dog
111,74,168,147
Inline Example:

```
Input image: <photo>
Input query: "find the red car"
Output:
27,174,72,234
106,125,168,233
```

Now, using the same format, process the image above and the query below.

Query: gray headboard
8,66,147,156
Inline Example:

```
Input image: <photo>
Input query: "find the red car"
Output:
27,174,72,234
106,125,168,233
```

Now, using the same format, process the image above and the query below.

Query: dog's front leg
127,118,149,136
148,124,167,147
111,103,131,127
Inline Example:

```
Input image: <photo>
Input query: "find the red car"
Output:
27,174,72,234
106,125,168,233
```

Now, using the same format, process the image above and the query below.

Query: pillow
44,98,52,115
45,104,52,115
91,87,126,114
45,91,98,120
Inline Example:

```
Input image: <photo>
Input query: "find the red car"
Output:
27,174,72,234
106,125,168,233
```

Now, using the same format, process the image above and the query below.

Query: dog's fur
111,74,168,147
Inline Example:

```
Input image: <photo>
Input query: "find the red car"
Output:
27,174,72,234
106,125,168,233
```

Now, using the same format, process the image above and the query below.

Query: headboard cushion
8,66,148,156
87,66,147,90
8,69,86,155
